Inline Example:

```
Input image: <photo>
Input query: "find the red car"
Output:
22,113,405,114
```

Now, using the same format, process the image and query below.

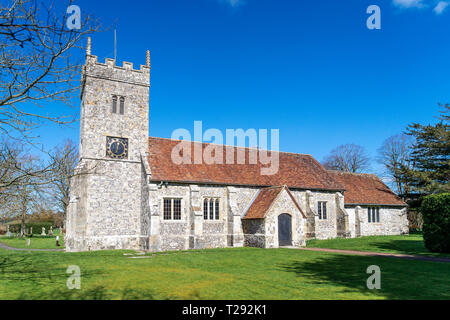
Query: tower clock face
106,137,128,159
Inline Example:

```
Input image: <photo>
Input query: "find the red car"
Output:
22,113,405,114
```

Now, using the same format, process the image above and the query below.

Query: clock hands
107,138,127,159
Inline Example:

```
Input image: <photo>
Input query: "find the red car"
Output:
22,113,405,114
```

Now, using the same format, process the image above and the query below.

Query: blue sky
37,0,450,174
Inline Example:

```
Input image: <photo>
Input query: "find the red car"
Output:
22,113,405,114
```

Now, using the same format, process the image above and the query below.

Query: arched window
119,96,125,115
203,199,208,220
215,199,220,220
112,95,118,113
209,199,214,220
112,95,125,115
203,198,220,220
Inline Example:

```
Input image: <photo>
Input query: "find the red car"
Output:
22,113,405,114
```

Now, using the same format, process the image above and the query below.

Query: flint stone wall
66,54,150,252
65,159,148,252
348,206,409,237
243,219,265,248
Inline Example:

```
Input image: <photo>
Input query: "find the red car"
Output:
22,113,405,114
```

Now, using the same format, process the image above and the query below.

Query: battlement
82,37,150,88
86,55,150,74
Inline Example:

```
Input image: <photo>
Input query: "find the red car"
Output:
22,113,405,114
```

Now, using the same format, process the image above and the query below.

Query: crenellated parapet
81,37,150,99
83,55,150,85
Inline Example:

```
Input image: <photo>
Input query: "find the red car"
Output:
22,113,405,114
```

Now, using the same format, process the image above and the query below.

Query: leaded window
215,199,220,220
203,198,220,220
318,201,327,220
203,199,208,220
163,198,182,220
163,199,171,220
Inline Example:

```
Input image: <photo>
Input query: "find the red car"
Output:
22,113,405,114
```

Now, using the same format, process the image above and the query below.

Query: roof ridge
148,136,314,157
327,170,378,178
261,185,285,190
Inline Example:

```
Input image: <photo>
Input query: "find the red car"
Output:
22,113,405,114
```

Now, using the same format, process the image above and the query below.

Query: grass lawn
0,235,64,249
306,233,450,258
0,246,449,300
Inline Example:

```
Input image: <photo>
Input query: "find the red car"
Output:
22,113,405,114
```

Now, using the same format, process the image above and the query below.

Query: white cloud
392,0,425,8
433,1,449,14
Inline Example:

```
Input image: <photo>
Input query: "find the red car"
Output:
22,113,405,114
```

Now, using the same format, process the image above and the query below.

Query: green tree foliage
403,104,449,194
421,193,450,253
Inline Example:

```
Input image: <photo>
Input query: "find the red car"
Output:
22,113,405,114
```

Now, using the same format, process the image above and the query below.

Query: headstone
56,236,60,247
26,239,31,247
41,227,46,236
48,226,54,236
30,227,33,235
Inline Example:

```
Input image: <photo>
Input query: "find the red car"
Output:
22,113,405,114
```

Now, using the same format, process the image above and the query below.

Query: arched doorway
278,213,292,247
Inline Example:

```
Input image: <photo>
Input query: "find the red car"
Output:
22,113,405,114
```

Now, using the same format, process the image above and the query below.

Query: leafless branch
322,144,371,173
0,0,100,142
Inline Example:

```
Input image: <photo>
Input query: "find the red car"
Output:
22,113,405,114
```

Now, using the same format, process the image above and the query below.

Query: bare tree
47,139,78,221
323,144,371,173
0,0,98,191
377,134,414,196
1,152,45,237
0,0,99,140
0,139,54,191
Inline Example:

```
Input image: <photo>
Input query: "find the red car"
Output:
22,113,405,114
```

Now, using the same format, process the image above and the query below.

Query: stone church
65,39,409,252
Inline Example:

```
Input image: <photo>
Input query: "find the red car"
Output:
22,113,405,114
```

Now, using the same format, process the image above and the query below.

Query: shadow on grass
0,256,163,300
0,255,101,285
279,253,449,300
371,239,450,258
16,286,160,300
372,239,427,255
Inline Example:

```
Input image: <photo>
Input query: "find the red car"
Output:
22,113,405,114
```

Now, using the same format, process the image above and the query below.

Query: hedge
8,222,55,235
421,193,450,253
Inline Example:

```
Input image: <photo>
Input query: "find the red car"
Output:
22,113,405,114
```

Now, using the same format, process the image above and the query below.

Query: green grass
0,236,64,249
306,233,450,258
0,246,449,300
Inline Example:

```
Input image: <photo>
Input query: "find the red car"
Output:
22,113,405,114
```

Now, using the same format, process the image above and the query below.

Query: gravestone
41,227,46,236
56,236,60,247
48,226,54,236
26,239,31,247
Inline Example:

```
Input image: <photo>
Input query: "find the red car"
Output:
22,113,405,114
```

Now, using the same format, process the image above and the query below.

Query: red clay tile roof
243,186,306,220
243,187,284,220
148,137,344,191
327,171,407,206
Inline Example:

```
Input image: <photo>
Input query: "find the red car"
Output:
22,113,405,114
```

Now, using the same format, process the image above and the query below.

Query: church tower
65,38,151,251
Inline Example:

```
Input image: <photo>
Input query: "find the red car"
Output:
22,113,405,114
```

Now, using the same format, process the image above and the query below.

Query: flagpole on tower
114,29,117,61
